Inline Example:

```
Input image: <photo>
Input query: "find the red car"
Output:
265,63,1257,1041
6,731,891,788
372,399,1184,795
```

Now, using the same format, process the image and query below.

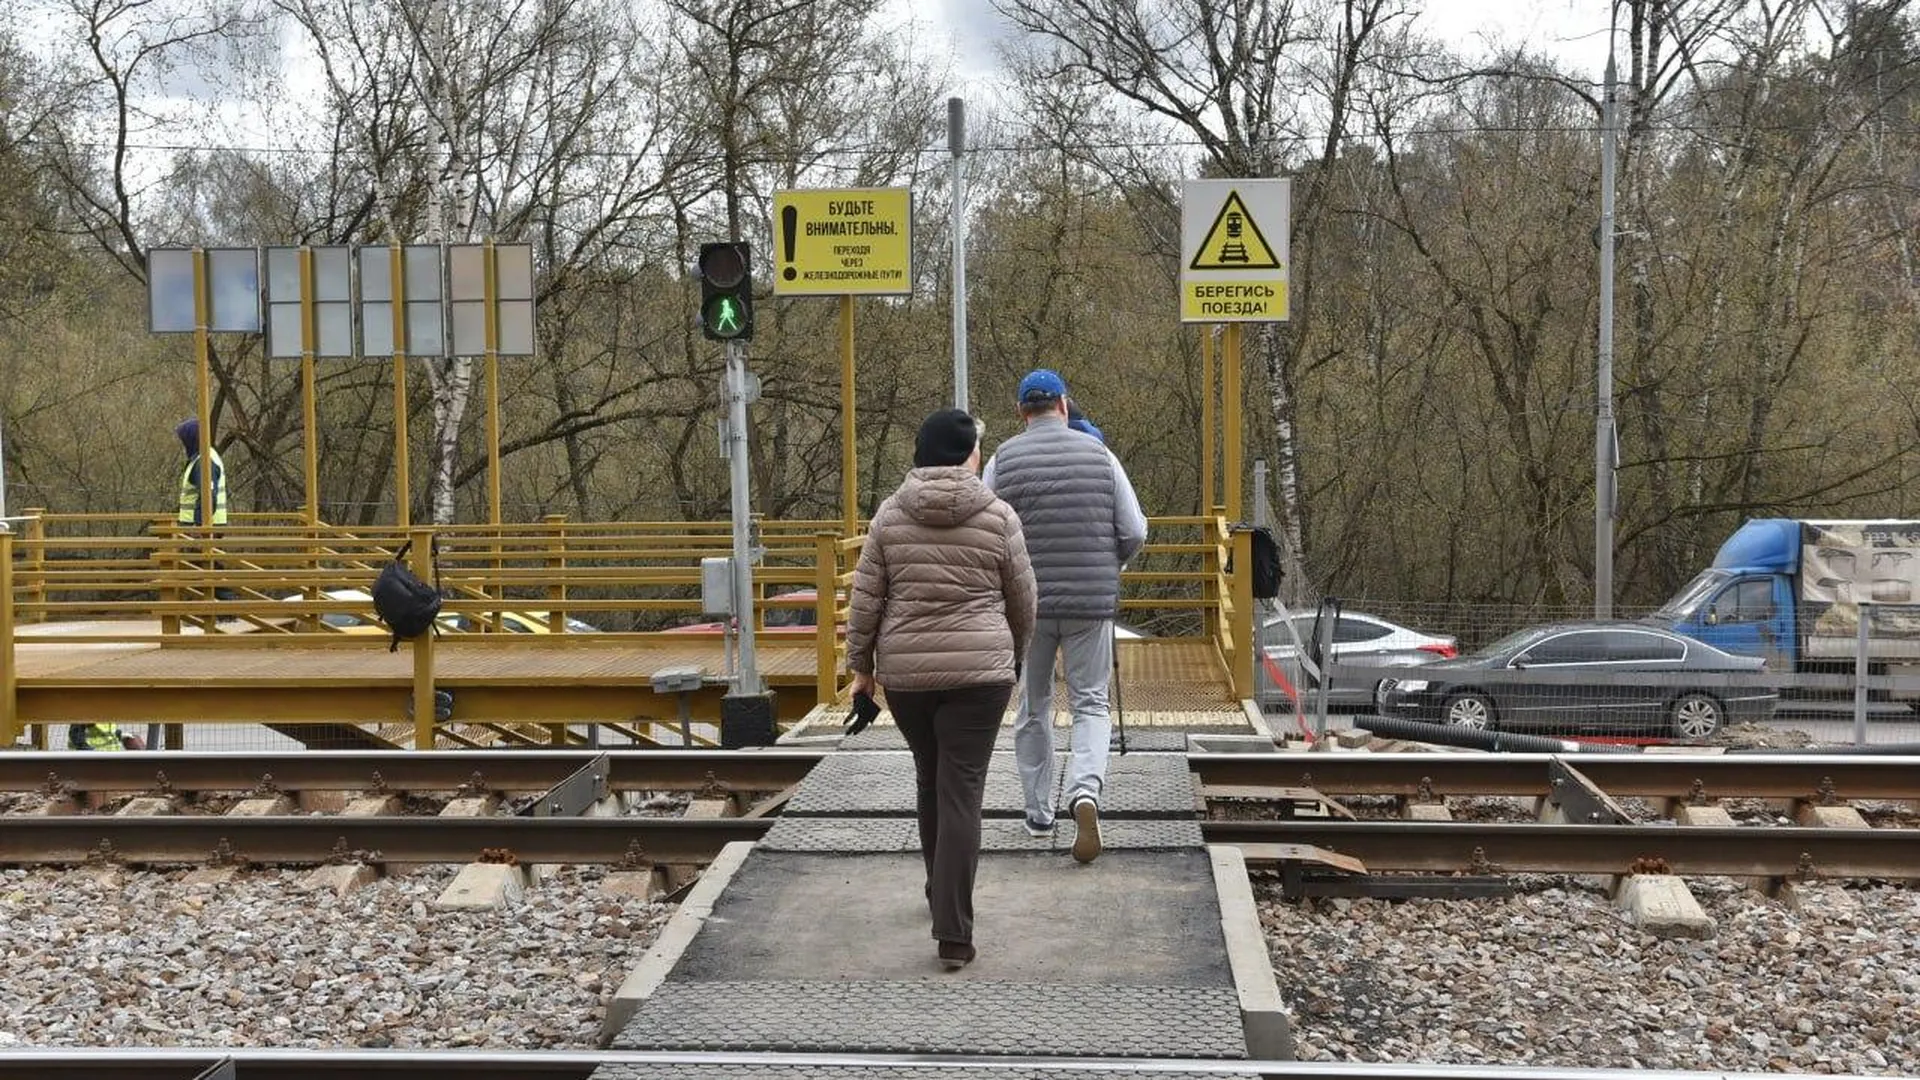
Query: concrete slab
433,862,526,911
1208,845,1293,1059
601,840,755,1046
181,867,238,887
441,795,500,817
296,790,351,814
115,797,175,816
1402,801,1453,821
228,796,295,816
343,795,404,816
1673,804,1736,827
1797,804,1871,829
1615,873,1715,939
601,870,665,902
304,863,377,898
669,850,1230,986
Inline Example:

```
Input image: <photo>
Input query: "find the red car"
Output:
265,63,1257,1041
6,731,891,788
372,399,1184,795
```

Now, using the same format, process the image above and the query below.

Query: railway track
1,750,1916,882
0,1048,1843,1079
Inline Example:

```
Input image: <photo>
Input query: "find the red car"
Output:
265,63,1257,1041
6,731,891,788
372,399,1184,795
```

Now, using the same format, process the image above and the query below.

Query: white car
1259,610,1457,712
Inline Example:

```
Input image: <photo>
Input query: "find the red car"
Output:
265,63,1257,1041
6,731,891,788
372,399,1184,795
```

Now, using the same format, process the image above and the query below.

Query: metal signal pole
1595,47,1619,619
949,97,969,411
725,338,762,696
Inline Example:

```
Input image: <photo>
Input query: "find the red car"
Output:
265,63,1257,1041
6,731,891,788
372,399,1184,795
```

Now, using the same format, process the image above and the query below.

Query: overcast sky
908,0,1620,91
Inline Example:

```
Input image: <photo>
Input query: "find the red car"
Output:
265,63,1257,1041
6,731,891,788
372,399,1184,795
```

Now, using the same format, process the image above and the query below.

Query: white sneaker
1023,814,1054,837
1070,796,1102,863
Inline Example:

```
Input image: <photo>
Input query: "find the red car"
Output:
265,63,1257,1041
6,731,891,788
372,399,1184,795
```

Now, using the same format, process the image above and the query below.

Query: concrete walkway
596,717,1288,1079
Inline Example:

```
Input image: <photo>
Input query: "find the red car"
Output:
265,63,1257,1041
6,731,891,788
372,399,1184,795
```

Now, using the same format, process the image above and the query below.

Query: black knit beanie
913,408,980,468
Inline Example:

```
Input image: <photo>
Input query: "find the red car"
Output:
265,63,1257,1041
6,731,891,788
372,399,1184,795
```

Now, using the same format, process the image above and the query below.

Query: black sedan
1373,621,1776,741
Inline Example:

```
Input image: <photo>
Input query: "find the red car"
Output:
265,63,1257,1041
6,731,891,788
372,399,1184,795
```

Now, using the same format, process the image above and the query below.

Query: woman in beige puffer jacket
847,408,1035,970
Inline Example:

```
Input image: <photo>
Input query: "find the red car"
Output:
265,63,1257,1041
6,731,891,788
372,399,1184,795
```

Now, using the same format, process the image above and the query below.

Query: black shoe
1070,795,1102,864
937,941,975,970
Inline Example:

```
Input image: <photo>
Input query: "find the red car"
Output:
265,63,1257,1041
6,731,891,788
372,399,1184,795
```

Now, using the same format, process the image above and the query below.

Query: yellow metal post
485,239,502,527
1201,330,1217,515
391,244,411,528
815,531,839,705
301,249,322,631
485,241,504,634
543,513,567,633
1229,526,1255,700
409,528,437,749
544,509,567,745
1223,323,1244,521
21,510,44,624
300,247,320,526
157,523,181,636
1,531,16,746
192,249,215,629
840,295,857,535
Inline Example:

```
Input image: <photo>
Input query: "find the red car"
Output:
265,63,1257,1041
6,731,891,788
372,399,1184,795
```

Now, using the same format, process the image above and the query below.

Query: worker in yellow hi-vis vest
68,722,144,750
174,417,235,603
175,418,227,527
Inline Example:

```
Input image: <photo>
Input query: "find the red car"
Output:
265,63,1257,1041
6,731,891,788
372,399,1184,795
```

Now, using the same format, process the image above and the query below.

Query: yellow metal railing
1,510,1258,745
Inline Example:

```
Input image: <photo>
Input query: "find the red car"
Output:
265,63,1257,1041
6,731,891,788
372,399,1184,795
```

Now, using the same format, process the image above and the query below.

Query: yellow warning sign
772,187,913,297
1180,178,1290,323
1188,191,1281,270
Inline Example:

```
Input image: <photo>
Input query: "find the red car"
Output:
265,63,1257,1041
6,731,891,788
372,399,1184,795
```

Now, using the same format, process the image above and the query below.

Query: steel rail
0,816,770,866
1202,820,1920,879
1190,752,1920,801
0,750,824,795
0,1048,1888,1080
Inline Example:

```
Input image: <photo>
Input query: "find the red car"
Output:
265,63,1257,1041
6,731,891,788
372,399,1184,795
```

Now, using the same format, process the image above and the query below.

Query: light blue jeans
1013,617,1113,823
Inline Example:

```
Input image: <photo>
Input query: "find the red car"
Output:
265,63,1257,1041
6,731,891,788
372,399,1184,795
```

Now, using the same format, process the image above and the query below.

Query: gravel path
0,865,671,1049
1261,876,1919,1074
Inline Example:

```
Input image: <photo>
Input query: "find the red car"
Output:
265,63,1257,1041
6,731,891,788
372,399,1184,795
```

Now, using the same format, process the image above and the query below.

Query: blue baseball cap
1017,369,1068,404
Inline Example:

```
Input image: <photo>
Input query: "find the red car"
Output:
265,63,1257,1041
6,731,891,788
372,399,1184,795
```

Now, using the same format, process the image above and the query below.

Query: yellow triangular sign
1189,190,1281,270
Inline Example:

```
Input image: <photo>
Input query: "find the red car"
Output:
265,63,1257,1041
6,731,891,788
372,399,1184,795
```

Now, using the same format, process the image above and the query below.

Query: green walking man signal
697,242,754,342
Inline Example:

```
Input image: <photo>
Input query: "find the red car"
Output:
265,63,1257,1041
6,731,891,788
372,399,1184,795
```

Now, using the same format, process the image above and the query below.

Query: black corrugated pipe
1355,714,1640,753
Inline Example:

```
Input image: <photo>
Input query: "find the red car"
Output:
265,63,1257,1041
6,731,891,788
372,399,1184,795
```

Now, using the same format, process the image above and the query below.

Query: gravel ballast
0,865,671,1048
1261,876,1919,1074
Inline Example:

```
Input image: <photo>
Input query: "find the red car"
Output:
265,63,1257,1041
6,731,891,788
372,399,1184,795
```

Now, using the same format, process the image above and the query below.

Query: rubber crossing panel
612,980,1246,1058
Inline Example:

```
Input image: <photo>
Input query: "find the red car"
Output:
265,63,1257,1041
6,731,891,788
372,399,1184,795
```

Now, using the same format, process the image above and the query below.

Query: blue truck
1648,519,1920,675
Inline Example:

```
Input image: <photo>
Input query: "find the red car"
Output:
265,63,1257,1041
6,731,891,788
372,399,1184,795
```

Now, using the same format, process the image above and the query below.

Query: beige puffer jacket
846,466,1037,691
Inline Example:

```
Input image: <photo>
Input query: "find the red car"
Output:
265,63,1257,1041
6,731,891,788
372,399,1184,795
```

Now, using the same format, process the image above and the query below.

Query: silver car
1258,611,1458,712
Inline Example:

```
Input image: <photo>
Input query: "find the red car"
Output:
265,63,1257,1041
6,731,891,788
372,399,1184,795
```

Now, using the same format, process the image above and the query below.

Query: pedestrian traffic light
697,242,753,342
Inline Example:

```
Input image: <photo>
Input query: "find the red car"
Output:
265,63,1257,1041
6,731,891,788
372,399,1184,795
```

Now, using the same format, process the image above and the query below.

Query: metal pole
1201,331,1216,515
300,248,320,526
1223,324,1244,521
1595,49,1619,619
840,295,857,534
725,340,762,695
391,244,412,528
1854,602,1870,746
949,97,969,412
0,410,9,524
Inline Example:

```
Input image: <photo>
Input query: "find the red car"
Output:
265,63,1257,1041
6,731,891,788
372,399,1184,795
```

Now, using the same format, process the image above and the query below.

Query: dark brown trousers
888,682,1013,945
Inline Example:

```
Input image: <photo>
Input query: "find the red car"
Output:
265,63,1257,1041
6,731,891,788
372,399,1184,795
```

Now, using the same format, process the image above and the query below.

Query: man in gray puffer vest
983,369,1148,863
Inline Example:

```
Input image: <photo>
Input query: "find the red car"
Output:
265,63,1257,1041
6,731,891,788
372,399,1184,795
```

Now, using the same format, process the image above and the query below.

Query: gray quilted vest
990,417,1121,619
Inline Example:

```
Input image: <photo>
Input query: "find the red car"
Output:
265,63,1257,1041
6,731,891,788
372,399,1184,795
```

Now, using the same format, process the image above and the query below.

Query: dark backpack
372,540,443,652
1249,526,1283,600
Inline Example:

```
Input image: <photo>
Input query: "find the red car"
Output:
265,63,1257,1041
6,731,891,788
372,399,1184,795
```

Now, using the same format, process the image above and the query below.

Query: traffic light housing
697,242,754,342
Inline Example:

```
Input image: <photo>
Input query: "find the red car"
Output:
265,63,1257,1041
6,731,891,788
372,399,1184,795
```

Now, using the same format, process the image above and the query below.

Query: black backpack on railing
1249,526,1283,600
372,540,443,652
